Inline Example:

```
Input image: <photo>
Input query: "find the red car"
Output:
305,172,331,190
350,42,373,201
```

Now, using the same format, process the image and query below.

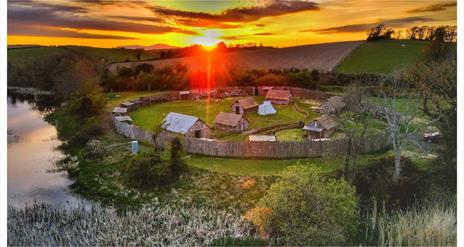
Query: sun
191,30,221,50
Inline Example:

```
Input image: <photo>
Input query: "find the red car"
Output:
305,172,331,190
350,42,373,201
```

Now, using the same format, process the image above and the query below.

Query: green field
129,97,320,134
8,46,161,65
335,40,430,74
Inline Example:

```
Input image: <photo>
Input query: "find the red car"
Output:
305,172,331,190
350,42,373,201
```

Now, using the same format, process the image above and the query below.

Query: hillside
335,40,430,74
7,46,162,65
108,41,363,73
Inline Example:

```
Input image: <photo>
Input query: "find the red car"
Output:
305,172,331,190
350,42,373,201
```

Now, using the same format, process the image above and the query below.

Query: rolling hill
108,41,364,73
335,40,431,74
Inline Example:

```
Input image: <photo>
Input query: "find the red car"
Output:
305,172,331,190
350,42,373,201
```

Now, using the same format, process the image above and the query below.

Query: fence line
111,86,391,159
113,117,390,159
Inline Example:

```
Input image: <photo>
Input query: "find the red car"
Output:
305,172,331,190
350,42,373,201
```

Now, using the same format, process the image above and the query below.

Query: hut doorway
194,130,201,138
235,106,240,114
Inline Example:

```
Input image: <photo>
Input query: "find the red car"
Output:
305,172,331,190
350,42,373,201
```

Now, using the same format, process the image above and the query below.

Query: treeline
367,24,457,42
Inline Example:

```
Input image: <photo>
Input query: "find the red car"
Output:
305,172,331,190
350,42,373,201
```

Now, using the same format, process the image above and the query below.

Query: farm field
129,96,320,136
108,41,363,72
335,40,430,74
7,45,162,65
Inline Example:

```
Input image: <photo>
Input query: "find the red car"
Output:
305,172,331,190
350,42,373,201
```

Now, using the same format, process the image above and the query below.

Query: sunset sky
7,0,457,48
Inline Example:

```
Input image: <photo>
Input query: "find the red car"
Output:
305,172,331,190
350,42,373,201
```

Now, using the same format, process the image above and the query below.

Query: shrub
170,137,188,178
247,165,358,245
124,151,173,191
351,156,426,211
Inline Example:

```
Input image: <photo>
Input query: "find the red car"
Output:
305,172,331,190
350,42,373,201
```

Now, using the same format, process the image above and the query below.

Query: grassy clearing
8,203,253,246
336,40,429,74
129,97,319,132
275,128,305,141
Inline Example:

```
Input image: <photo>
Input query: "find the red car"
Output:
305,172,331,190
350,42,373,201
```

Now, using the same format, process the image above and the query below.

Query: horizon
7,0,457,48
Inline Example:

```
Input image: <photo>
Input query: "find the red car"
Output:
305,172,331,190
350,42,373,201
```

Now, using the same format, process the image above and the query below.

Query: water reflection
7,93,88,208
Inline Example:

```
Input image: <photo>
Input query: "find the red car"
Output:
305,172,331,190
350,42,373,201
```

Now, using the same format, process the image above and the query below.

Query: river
7,93,87,207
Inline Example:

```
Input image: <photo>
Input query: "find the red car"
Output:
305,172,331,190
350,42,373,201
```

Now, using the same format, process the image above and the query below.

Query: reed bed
8,203,253,246
364,199,456,246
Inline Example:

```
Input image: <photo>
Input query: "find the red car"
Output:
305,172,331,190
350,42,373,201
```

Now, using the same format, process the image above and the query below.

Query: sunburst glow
191,30,221,50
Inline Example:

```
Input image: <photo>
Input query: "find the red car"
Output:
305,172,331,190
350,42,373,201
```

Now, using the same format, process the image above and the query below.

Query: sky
7,0,457,48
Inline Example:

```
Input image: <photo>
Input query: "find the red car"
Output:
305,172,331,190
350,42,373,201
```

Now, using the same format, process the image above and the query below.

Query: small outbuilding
161,112,211,138
232,97,259,115
120,101,137,111
179,91,191,100
114,115,133,124
265,90,292,105
258,101,277,116
214,112,249,133
320,96,345,113
303,115,338,139
112,106,127,116
248,135,277,142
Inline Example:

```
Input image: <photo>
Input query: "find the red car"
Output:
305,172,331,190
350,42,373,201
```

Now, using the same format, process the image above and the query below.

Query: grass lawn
275,129,305,141
129,96,319,132
335,40,429,74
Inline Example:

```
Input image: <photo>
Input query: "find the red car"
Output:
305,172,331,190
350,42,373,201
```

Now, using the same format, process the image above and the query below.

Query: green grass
8,45,162,66
8,47,71,65
275,129,305,141
129,97,319,132
336,40,430,74
186,152,394,176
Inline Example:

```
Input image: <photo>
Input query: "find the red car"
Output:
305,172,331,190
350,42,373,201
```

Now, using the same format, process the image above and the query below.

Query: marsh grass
364,198,456,246
8,203,254,246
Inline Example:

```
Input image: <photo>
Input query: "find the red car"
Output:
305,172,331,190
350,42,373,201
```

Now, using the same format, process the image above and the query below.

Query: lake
7,93,87,207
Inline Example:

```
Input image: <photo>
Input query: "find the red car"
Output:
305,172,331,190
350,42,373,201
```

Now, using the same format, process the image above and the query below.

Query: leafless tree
379,76,424,181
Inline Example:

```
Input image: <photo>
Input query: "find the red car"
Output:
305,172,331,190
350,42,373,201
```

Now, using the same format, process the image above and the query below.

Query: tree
246,165,358,245
170,137,188,177
366,24,394,41
379,76,421,181
124,151,173,191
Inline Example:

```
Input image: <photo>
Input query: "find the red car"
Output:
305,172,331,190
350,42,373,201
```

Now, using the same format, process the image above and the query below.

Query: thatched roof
265,90,292,101
112,107,127,114
303,114,338,131
214,112,246,127
235,97,258,110
326,96,345,110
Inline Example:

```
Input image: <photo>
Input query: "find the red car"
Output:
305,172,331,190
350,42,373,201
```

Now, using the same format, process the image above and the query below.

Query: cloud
254,32,274,35
7,2,195,35
152,0,319,24
8,23,136,39
407,2,456,13
219,35,249,40
302,16,434,34
8,2,196,34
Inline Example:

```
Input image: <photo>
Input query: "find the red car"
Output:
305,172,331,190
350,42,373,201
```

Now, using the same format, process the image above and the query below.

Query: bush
351,156,426,211
124,151,173,191
246,165,358,245
170,138,188,177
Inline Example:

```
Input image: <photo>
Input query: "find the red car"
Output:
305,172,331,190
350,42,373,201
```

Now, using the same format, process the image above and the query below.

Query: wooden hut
265,89,292,105
231,97,259,115
214,112,249,133
161,112,211,138
303,115,338,139
112,106,127,116
319,96,345,113
114,115,133,124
